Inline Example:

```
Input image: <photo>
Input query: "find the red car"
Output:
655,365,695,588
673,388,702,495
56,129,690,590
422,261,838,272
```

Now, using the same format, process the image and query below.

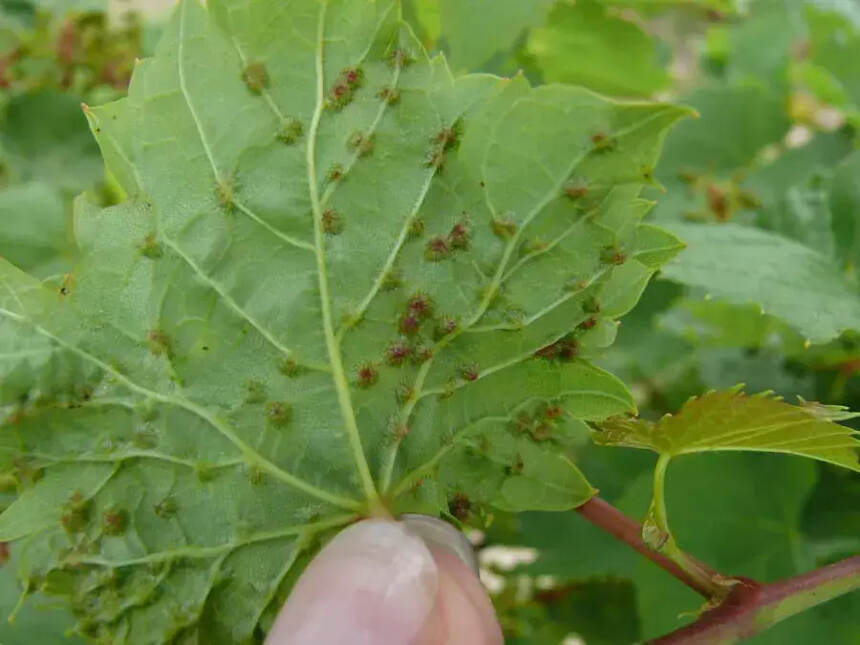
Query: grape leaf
0,0,689,639
527,0,668,98
594,387,860,471
659,222,860,343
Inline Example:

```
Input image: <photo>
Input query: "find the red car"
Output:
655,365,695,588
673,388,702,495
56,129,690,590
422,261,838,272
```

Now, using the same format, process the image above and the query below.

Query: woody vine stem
575,496,860,643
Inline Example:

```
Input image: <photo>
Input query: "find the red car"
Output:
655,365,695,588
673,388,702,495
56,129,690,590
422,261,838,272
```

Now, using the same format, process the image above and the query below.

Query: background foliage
0,0,858,643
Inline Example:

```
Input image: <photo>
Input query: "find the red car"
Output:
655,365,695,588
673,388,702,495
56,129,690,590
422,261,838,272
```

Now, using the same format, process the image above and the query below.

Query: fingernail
399,514,479,574
265,519,439,645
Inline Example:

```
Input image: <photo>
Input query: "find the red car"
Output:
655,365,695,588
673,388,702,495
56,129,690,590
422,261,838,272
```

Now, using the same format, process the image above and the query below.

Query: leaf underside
0,0,689,641
594,387,860,472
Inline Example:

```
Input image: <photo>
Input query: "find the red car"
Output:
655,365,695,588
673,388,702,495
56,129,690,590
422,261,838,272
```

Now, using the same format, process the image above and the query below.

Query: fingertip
266,519,438,645
417,548,504,645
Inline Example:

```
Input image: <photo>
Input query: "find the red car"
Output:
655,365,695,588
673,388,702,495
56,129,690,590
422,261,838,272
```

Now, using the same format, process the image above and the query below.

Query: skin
266,519,503,645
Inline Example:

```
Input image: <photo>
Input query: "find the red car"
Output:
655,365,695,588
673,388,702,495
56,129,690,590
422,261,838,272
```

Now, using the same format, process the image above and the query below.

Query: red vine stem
651,556,860,643
575,497,718,598
575,497,860,643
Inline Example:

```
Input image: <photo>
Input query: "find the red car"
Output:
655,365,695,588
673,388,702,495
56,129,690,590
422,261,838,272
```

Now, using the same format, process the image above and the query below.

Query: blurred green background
1,0,858,642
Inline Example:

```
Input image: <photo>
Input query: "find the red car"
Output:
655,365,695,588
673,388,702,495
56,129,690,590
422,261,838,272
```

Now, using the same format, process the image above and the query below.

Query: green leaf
716,1,802,90
744,132,853,257
0,0,689,638
657,300,806,352
807,5,860,112
438,0,553,71
0,91,102,193
594,387,860,471
517,578,642,645
0,182,71,276
527,0,668,97
802,464,860,551
659,222,860,343
657,85,789,178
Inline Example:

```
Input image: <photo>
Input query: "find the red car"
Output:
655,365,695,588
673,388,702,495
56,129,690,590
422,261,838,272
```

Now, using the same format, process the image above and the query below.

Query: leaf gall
356,363,379,388
424,235,450,261
241,61,269,94
265,401,293,427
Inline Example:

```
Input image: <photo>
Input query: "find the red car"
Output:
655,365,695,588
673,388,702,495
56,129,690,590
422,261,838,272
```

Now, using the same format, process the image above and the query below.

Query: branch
574,497,860,644
650,555,860,644
575,496,719,598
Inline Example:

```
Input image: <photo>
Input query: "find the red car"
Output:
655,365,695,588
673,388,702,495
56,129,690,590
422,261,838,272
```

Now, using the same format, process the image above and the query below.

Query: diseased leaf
659,222,860,343
527,0,668,98
0,0,689,639
595,387,860,471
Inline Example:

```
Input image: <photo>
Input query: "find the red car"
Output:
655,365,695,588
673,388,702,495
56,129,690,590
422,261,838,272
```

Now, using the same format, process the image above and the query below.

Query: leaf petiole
646,454,732,600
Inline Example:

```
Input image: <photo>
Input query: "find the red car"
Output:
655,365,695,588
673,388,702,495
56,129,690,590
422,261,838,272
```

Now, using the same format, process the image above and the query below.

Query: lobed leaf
594,387,860,471
0,0,689,639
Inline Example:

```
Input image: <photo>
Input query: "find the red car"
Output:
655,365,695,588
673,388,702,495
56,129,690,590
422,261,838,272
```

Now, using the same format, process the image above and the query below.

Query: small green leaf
594,387,860,471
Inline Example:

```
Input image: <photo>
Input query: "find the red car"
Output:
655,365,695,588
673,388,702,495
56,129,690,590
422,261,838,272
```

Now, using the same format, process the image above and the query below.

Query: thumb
265,518,502,645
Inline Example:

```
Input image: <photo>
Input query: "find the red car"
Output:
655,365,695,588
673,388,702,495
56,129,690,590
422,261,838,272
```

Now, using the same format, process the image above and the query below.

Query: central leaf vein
306,1,379,507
